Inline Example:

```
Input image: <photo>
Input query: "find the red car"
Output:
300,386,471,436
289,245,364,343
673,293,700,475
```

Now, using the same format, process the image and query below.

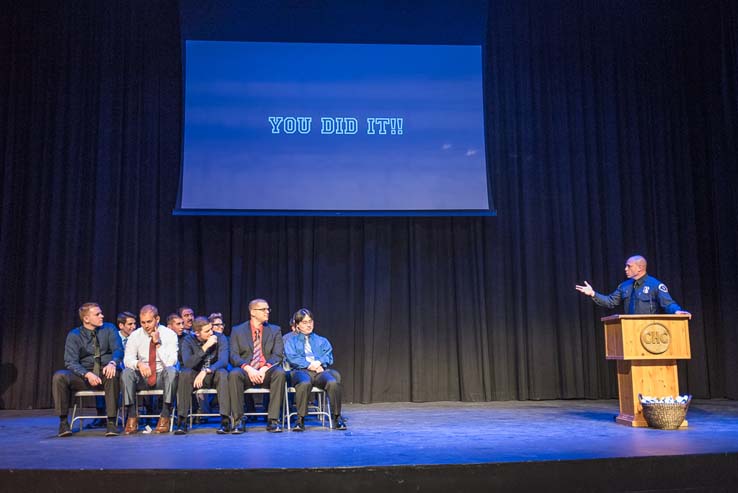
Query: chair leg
70,400,79,432
325,397,332,428
284,385,290,431
316,393,321,426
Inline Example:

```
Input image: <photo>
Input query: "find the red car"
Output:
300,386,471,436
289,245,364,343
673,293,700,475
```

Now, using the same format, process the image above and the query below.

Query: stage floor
2,399,738,470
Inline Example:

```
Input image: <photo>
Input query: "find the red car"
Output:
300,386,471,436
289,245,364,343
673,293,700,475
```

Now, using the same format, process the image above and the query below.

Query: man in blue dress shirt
283,308,346,431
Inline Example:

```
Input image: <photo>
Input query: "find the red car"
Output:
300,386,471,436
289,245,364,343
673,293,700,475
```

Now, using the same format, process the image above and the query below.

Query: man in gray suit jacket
228,298,286,433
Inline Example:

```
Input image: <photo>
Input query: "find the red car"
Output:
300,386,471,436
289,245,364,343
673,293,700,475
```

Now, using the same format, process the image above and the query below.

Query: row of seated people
52,299,347,437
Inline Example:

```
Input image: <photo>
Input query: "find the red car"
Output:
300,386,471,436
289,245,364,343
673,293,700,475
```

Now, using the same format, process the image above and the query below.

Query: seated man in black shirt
52,302,123,437
174,316,231,434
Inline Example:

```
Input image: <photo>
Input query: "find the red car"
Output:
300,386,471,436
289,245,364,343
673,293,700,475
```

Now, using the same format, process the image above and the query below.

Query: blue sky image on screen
181,41,489,212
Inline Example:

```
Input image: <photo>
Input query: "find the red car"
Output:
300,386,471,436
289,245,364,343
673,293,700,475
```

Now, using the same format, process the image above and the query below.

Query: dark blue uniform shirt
592,274,683,314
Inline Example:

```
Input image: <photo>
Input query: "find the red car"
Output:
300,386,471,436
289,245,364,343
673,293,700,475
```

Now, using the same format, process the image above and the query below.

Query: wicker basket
639,394,692,430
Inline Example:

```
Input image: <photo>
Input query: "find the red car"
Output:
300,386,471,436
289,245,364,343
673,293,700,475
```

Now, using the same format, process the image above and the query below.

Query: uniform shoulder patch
658,283,668,293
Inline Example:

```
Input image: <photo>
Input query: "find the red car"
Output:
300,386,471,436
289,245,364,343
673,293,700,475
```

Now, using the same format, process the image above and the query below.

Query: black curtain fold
1,0,737,410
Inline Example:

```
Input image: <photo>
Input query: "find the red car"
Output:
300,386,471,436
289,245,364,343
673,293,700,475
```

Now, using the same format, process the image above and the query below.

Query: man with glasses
204,312,230,415
208,313,226,335
284,308,347,431
228,298,286,433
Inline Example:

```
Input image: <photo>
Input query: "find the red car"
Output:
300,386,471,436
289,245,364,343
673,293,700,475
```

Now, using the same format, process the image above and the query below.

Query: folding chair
188,388,221,427
285,385,332,430
233,387,289,427
70,390,123,432
130,389,175,432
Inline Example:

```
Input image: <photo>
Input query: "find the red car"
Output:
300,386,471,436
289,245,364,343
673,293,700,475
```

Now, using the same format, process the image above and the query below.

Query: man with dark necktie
121,304,179,434
52,302,123,437
228,298,286,433
84,310,136,428
576,255,691,317
174,316,231,434
284,308,347,431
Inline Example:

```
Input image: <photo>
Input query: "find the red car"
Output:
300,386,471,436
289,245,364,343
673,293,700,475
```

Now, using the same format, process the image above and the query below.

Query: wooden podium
602,314,691,427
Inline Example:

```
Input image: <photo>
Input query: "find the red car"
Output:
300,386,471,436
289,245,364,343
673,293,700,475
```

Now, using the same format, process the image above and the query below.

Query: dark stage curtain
1,0,737,409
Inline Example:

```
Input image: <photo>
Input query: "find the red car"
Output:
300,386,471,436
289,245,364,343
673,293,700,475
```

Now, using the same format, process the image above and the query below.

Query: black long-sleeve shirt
180,332,229,372
64,322,123,377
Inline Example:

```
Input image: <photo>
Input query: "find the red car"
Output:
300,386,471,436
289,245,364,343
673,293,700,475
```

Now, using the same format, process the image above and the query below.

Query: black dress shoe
105,421,119,437
58,421,72,437
231,421,246,434
174,421,188,435
292,417,305,432
266,419,282,433
331,415,347,430
217,419,231,434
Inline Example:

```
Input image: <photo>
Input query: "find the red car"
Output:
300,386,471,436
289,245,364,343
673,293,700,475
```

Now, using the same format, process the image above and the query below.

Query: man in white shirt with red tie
121,304,179,434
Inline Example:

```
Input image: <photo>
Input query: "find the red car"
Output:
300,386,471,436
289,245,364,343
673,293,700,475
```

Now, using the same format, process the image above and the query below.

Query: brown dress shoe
124,417,139,435
154,416,171,433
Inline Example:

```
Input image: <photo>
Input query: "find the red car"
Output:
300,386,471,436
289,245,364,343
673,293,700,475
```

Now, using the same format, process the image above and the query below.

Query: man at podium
576,255,691,317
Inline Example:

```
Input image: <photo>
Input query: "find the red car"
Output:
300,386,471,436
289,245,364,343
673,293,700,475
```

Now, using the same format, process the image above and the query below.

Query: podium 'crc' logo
640,323,671,354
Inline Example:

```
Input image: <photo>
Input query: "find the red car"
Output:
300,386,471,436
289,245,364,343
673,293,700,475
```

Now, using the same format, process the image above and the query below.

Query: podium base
615,414,688,428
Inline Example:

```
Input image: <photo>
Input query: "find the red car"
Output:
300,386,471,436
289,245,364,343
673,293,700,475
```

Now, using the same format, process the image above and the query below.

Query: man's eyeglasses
211,323,224,327
252,308,271,312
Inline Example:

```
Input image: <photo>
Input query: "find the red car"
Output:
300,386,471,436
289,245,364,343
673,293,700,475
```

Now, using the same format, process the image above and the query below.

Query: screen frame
175,39,496,217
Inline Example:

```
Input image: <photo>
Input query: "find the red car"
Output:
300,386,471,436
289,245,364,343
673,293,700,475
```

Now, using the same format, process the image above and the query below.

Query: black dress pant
228,365,285,421
52,369,119,418
290,368,342,417
176,368,230,418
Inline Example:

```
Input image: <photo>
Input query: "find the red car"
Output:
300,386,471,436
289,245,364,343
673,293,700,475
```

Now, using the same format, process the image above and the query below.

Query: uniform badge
643,286,650,294
658,283,668,292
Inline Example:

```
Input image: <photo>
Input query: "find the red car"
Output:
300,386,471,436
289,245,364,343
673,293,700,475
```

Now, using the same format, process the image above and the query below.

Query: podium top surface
600,314,691,322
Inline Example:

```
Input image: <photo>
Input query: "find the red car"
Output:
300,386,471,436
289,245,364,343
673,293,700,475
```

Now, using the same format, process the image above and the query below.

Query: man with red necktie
121,304,179,434
228,298,286,433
